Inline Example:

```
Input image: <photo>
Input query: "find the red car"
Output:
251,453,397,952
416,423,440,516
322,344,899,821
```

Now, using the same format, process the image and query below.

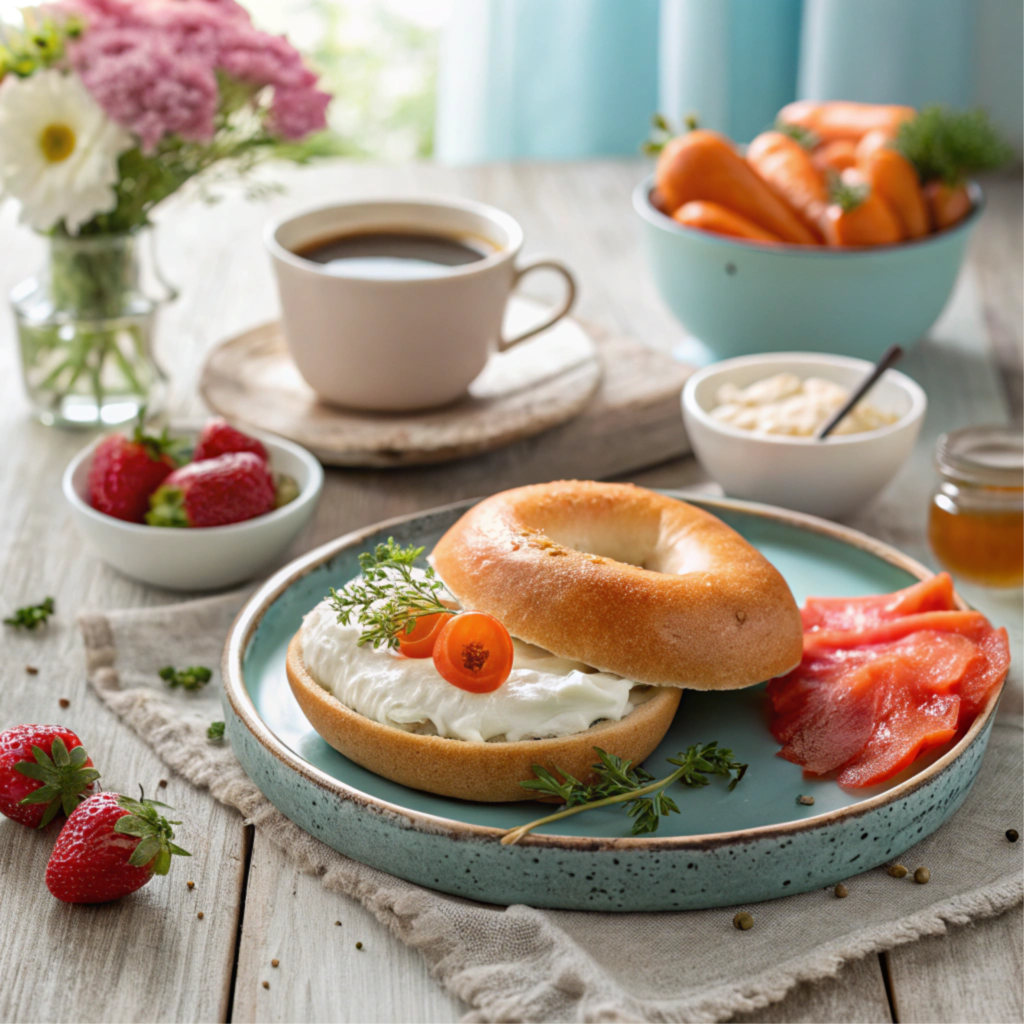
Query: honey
928,426,1023,589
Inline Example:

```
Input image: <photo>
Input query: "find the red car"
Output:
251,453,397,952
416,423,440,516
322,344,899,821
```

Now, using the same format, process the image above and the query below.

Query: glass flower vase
11,231,175,428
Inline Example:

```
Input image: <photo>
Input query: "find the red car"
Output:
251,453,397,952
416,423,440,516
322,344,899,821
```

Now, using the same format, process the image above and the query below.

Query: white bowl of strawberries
63,418,324,591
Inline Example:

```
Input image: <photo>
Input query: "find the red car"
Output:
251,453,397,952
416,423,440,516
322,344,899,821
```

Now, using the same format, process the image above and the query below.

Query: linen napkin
79,593,1023,1024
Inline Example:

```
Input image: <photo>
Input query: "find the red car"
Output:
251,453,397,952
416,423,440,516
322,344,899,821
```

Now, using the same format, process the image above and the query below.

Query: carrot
923,181,973,230
812,139,857,174
779,101,916,144
648,186,672,216
672,201,783,243
822,169,904,247
655,130,819,245
747,131,828,241
856,130,928,238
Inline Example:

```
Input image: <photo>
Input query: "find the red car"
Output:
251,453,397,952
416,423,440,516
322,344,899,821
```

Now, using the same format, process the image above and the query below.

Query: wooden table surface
0,160,1020,1024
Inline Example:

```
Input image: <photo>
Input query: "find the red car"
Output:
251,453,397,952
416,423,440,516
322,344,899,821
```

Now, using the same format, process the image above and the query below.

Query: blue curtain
434,0,1023,163
659,0,802,144
435,0,660,163
799,0,976,109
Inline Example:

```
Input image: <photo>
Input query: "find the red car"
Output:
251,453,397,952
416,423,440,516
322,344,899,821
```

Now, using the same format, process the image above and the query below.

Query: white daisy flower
0,68,133,234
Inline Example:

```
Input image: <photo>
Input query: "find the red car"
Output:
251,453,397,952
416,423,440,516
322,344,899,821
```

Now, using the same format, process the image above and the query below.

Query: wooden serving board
199,300,694,470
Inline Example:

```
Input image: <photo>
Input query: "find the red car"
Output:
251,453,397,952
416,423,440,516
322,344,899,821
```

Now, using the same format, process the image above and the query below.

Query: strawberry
0,725,99,828
146,452,276,528
46,792,190,904
89,420,178,523
193,418,268,463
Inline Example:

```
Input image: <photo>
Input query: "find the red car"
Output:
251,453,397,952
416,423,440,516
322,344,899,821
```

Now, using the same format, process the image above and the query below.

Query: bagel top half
431,481,803,689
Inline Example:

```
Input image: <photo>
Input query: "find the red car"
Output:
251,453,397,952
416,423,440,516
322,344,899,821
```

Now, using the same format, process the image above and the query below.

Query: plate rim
222,492,1004,850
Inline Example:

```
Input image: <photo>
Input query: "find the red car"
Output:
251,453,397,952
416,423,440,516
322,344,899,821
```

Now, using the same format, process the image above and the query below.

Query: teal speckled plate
222,495,1002,911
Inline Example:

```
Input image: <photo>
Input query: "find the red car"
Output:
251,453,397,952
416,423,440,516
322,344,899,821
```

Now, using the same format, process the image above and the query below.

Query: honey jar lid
935,425,1023,488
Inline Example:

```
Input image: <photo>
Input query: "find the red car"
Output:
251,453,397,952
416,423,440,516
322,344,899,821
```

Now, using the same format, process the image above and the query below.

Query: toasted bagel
286,633,681,802
431,482,803,688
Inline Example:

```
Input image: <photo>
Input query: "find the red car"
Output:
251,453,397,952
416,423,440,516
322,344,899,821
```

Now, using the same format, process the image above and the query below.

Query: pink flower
270,85,331,140
67,27,219,150
56,0,329,151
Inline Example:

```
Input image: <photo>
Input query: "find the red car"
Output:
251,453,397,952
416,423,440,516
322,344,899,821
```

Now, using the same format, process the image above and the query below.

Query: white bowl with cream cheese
682,353,926,520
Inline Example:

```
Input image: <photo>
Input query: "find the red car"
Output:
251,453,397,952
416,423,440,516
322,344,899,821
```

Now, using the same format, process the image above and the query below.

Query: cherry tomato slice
432,612,514,693
397,612,450,659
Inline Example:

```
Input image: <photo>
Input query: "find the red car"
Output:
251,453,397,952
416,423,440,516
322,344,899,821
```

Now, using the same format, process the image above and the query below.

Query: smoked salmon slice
769,575,1009,788
801,573,957,631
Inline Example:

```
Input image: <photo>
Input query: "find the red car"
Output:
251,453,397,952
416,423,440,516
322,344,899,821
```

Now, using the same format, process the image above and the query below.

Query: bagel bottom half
286,633,682,803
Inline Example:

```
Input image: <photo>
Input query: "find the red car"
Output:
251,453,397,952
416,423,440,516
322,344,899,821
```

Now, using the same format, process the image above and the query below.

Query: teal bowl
634,175,982,362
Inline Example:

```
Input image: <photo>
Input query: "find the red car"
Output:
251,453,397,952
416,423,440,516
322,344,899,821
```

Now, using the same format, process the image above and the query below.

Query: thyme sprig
502,742,747,845
328,538,456,650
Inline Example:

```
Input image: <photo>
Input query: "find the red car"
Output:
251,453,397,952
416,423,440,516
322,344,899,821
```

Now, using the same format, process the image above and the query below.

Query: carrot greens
895,106,1013,185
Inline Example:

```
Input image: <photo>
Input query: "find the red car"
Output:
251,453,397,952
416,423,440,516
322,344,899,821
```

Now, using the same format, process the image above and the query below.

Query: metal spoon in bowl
815,344,905,441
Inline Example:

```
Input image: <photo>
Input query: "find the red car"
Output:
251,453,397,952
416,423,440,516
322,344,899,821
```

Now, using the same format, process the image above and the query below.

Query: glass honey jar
928,425,1023,588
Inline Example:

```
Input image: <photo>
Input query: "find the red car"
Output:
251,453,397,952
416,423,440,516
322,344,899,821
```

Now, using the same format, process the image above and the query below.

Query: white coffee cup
265,197,577,412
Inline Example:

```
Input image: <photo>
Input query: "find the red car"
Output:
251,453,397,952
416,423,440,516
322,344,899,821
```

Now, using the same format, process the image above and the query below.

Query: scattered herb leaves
5,597,55,630
207,721,225,741
159,665,212,691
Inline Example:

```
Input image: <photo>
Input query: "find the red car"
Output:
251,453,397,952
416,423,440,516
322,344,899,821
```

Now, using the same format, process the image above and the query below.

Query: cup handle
498,256,577,352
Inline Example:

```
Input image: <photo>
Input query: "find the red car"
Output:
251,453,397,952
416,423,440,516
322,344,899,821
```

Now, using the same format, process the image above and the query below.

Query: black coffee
293,230,496,280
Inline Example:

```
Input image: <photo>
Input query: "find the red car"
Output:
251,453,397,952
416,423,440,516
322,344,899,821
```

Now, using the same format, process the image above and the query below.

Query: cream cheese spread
300,597,636,743
711,372,897,437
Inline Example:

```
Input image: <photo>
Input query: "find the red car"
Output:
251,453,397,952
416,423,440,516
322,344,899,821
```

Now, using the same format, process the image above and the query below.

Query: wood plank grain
233,833,896,1024
729,956,893,1024
232,832,467,1023
880,167,1024,1024
884,906,1023,1024
0,211,247,1024
1,162,1020,1024
0,421,247,1024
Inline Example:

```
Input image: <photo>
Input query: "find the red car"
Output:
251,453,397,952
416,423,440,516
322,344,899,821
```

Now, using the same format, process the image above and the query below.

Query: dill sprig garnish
895,106,1013,185
328,538,456,650
502,742,747,845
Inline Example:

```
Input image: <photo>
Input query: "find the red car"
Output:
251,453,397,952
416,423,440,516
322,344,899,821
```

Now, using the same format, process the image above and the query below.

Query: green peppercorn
355,941,363,950
914,867,930,884
733,911,754,930
834,883,849,898
888,864,908,878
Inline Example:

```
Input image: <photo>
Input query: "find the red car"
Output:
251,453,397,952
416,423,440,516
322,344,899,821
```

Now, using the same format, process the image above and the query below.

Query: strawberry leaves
113,794,190,875
14,736,100,828
129,407,187,466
